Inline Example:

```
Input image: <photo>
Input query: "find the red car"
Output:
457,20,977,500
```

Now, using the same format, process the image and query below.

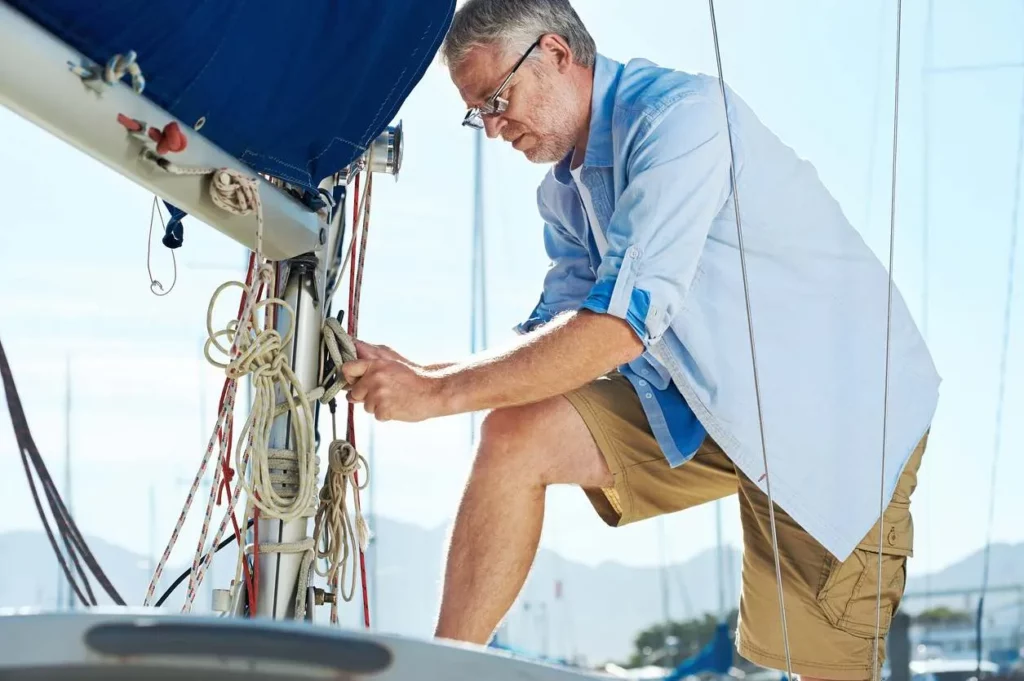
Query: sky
1,0,1023,613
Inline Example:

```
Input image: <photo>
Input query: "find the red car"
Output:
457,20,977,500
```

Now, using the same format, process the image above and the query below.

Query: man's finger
353,339,376,359
342,359,371,383
364,398,379,417
349,379,370,403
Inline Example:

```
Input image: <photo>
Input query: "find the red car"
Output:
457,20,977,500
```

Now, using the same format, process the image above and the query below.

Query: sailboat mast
657,517,670,623
469,128,487,440
715,500,725,620
148,484,156,578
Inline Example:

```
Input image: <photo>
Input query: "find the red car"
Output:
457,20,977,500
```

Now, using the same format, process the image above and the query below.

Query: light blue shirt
516,54,940,561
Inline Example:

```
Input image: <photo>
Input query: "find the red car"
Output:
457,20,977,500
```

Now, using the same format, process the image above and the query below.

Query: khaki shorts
564,373,925,680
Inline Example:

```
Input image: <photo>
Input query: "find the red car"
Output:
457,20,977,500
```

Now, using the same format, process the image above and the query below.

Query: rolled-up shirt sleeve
515,188,596,334
581,92,733,345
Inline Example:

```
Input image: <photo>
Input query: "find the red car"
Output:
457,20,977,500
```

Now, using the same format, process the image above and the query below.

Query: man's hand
342,359,448,422
343,310,642,422
354,339,418,367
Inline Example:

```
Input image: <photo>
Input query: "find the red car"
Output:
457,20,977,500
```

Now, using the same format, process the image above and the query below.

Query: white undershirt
569,163,608,257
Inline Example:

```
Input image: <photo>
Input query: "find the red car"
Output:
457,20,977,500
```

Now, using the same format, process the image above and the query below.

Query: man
341,0,940,678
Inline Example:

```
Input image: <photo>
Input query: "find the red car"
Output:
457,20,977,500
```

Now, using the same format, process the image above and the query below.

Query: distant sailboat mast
470,127,488,443
715,501,725,620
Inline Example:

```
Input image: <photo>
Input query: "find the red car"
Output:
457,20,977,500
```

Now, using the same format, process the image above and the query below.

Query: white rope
313,423,370,619
144,157,372,619
104,50,145,94
146,197,177,297
205,290,320,524
314,316,371,623
238,538,316,620
705,3,794,679
320,317,358,404
144,161,314,611
872,4,903,679
144,166,270,609
201,170,322,612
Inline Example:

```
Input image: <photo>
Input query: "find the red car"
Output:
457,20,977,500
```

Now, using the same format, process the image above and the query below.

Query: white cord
145,160,371,619
872,4,904,679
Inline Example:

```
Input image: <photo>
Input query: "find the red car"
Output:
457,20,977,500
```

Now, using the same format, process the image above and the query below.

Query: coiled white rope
145,157,371,618
144,167,274,611
207,290,320,523
314,424,370,619
312,317,370,623
319,317,358,403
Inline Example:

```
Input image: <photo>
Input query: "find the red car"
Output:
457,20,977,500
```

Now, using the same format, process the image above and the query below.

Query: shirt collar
553,53,622,184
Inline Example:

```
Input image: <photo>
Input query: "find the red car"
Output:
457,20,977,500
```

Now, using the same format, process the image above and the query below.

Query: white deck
0,610,609,681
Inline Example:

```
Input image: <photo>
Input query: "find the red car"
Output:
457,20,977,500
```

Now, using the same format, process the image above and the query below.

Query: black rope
1,334,125,606
154,518,255,608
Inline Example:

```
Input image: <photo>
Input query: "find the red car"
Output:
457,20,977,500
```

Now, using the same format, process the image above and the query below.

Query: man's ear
539,33,574,72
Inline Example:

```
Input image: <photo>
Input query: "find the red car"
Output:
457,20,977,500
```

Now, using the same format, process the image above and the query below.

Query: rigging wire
976,31,1024,678
707,4,907,680
871,3,904,680
704,2,793,679
921,0,935,610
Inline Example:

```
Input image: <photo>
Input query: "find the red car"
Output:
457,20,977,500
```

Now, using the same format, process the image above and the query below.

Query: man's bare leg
433,395,611,644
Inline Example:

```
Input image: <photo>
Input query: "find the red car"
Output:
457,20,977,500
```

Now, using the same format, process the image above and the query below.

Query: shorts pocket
816,502,913,639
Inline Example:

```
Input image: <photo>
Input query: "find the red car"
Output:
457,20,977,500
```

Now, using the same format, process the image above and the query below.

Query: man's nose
482,115,504,139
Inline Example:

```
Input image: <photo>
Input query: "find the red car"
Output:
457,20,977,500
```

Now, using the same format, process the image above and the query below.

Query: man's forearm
431,310,644,415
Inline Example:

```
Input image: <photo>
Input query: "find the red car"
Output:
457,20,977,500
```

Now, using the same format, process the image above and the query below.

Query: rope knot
104,51,145,93
328,439,360,476
225,327,283,380
319,318,358,404
210,170,260,218
313,436,370,608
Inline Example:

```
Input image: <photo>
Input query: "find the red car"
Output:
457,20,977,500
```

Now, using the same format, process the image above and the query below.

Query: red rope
348,174,372,629
210,251,263,614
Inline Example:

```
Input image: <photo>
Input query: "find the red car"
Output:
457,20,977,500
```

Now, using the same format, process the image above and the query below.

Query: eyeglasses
462,38,542,130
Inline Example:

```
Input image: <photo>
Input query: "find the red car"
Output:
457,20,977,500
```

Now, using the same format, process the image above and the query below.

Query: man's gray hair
442,0,596,70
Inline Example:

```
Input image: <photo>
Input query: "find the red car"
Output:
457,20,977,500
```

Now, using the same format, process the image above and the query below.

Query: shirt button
638,379,647,387
645,392,653,399
627,246,640,259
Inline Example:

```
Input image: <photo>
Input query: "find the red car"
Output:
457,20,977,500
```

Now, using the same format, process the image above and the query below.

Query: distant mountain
0,531,152,609
2,521,1021,666
901,542,1024,627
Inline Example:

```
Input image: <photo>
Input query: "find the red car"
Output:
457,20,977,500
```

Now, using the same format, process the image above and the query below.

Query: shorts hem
737,639,877,681
562,389,634,527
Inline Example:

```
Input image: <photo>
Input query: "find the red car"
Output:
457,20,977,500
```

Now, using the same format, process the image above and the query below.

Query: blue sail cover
664,622,734,681
8,0,455,190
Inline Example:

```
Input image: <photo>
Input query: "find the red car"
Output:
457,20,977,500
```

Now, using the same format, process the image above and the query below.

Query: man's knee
478,404,537,451
474,396,611,488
